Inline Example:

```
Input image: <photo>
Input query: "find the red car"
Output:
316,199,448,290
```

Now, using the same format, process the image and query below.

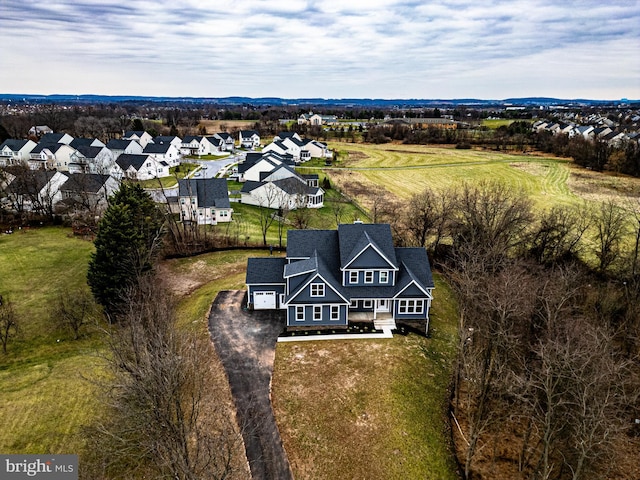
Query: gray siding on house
288,276,345,304
287,304,348,326
344,269,394,287
345,246,394,269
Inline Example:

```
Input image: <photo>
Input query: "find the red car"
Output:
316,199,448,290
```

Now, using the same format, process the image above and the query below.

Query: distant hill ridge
0,93,636,107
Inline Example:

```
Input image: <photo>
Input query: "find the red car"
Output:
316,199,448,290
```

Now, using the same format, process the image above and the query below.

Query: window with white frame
379,271,389,284
398,299,424,314
349,271,358,284
363,300,373,309
364,271,374,284
296,306,304,321
313,305,322,321
310,283,325,297
330,305,340,320
350,299,357,308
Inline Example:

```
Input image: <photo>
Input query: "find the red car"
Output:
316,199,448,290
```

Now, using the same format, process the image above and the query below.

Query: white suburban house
106,139,144,158
5,170,69,213
142,142,181,167
69,146,115,174
177,178,232,225
211,132,235,151
297,112,338,126
123,130,154,148
115,154,170,180
0,139,37,166
239,130,261,149
28,143,77,171
180,136,219,156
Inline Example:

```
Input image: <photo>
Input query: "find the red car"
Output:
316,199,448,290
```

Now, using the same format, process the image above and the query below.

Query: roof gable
338,224,397,270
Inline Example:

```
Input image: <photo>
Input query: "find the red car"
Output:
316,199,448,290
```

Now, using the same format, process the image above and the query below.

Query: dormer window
310,283,325,297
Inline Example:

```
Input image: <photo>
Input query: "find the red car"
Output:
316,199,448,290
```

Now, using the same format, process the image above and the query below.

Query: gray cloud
1,0,638,98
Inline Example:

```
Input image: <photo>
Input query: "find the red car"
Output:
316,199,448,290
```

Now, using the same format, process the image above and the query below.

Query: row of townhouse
0,130,259,180
533,120,640,147
232,132,331,210
1,168,119,215
261,132,331,162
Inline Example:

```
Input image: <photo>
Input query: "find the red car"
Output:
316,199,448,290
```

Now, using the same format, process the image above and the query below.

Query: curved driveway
208,290,293,480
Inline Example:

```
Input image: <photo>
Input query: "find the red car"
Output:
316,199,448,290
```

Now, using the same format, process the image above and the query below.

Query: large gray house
245,223,434,333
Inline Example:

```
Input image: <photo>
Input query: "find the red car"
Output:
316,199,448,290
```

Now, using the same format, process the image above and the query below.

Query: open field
0,227,102,455
198,119,257,133
272,274,459,480
0,230,250,473
325,142,640,212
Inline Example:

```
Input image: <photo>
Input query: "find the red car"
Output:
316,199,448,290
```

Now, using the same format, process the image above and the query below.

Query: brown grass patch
567,165,640,205
198,119,257,133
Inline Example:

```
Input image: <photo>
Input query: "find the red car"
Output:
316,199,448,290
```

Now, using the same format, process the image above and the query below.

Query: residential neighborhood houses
0,128,333,222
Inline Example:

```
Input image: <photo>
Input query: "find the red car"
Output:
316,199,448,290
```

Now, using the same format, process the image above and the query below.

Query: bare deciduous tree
451,181,533,261
0,295,18,354
528,203,591,265
592,200,628,273
51,289,99,340
86,278,244,479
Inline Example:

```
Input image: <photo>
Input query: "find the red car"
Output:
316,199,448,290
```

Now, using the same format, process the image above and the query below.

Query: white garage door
254,291,276,309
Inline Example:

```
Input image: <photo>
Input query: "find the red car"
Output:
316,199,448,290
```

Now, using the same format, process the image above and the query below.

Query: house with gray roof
69,145,114,174
115,154,169,180
211,132,235,151
0,139,37,166
239,130,260,149
177,178,232,225
246,223,434,333
143,141,181,167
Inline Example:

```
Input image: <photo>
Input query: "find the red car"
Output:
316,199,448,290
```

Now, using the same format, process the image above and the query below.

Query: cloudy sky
2,0,639,100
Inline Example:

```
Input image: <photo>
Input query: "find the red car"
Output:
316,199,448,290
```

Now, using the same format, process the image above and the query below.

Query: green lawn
0,227,103,455
272,274,459,480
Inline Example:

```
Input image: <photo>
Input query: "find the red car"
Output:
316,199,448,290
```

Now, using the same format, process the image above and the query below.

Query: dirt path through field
208,290,293,480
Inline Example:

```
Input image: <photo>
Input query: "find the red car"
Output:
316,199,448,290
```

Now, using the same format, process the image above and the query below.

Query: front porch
348,311,396,331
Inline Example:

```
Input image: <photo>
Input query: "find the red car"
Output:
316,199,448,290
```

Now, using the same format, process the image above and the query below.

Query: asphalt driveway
208,290,293,480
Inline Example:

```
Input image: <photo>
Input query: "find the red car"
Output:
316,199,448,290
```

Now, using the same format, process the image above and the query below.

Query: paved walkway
208,290,293,480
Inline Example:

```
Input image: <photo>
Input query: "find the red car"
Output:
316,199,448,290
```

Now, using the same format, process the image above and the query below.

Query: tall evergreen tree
87,183,165,319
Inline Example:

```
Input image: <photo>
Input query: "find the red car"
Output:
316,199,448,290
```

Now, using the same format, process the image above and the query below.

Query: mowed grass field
0,229,253,470
325,142,640,211
0,227,102,454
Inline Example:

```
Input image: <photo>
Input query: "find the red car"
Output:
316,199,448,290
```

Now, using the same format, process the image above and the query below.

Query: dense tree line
378,182,640,479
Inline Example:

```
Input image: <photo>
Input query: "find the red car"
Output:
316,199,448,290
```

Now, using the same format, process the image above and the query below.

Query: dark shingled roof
116,154,151,171
143,143,173,154
60,173,111,194
178,178,230,209
246,257,286,284
394,248,435,292
107,139,135,150
0,139,30,151
74,145,103,159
